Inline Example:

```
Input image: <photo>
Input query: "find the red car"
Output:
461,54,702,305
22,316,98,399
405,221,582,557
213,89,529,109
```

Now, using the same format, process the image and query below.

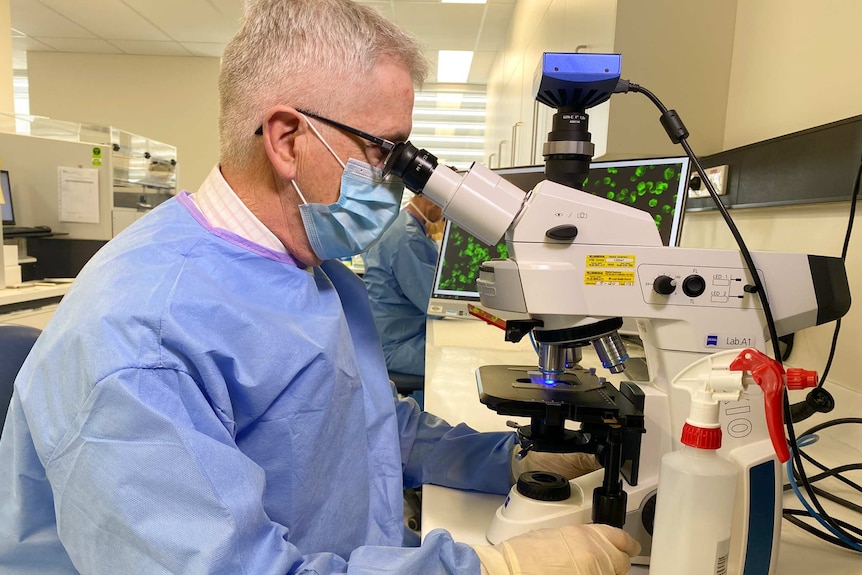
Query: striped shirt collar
189,165,287,254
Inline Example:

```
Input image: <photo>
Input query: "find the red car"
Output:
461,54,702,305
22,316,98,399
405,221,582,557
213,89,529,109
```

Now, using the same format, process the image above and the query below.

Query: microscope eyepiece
383,141,438,194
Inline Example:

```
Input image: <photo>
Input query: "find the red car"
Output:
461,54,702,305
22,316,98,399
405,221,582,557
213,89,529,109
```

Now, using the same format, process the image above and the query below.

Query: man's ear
260,106,304,181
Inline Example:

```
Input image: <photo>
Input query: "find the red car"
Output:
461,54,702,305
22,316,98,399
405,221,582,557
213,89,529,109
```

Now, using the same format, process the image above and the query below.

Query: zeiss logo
705,333,757,349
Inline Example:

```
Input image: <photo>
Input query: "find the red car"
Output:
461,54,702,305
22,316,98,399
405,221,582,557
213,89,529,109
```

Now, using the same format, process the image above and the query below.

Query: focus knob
682,274,707,297
516,471,571,502
653,275,677,295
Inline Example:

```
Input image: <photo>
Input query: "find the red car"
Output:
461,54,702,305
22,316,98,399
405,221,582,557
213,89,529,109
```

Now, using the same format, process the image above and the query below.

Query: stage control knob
682,274,707,297
653,275,677,295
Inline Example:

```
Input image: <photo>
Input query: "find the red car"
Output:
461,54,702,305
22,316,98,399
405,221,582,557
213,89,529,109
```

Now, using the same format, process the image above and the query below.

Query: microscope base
487,469,656,565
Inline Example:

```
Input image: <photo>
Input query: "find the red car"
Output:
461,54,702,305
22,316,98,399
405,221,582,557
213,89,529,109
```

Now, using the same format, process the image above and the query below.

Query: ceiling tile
181,42,227,58
122,0,241,43
35,37,124,54
12,35,56,52
10,0,97,38
10,0,511,85
206,0,243,20
468,50,495,84
12,36,56,70
476,3,515,51
35,0,173,41
395,4,486,51
110,40,193,56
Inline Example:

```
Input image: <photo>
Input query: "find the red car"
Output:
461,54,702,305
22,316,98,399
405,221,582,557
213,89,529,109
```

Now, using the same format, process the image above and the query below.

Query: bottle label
715,538,730,575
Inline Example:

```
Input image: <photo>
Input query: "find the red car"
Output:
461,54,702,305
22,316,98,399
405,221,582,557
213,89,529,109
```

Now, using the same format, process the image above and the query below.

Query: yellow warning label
584,270,636,286
586,255,635,268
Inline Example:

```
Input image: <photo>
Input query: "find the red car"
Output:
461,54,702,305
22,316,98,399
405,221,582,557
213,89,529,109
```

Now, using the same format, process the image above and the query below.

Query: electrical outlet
688,165,729,198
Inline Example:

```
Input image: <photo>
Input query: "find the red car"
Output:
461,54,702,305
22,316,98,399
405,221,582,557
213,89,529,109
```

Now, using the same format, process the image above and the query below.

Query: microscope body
382,52,848,574
474,178,848,573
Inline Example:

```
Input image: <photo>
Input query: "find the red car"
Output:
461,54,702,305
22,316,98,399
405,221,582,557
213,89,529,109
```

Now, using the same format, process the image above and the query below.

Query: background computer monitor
427,156,691,319
1,170,14,224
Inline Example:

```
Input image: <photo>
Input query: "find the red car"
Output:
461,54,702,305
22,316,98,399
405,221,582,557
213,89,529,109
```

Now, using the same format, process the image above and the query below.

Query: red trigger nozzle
728,348,791,463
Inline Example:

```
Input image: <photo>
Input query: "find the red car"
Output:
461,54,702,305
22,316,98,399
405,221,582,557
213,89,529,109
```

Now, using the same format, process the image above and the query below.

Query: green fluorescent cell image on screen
432,158,689,298
438,224,508,293
580,163,683,239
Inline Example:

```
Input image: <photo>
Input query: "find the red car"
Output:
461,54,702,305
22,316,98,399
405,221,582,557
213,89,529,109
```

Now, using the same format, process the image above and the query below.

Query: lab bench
0,283,71,329
421,317,862,574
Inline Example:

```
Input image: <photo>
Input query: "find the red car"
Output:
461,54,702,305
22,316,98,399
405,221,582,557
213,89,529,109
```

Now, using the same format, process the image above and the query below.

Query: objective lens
538,343,567,379
592,331,629,374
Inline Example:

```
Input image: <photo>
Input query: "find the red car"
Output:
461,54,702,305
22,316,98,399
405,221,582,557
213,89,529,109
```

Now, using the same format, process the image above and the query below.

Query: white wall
723,0,862,150
609,0,736,158
0,0,13,113
27,52,220,193
486,0,736,167
682,0,862,394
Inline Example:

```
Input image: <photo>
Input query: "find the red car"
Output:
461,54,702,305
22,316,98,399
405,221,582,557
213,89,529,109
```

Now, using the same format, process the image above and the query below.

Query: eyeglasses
254,109,399,167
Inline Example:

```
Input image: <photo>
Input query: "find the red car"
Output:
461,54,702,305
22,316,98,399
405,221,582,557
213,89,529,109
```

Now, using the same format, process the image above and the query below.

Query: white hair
219,0,428,170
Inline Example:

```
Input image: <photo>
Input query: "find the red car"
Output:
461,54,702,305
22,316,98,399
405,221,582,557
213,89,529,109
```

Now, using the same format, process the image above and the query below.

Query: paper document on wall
58,167,100,223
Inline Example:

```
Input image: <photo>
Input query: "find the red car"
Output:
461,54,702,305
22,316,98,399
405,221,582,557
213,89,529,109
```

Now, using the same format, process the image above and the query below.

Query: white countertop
421,317,862,574
0,282,71,308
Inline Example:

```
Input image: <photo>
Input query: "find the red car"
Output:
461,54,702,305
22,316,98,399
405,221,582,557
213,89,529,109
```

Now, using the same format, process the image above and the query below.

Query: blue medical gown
0,193,515,574
363,209,438,375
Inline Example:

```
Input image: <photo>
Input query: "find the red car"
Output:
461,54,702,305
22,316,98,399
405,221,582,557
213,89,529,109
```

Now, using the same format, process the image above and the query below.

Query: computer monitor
427,156,691,319
1,170,14,225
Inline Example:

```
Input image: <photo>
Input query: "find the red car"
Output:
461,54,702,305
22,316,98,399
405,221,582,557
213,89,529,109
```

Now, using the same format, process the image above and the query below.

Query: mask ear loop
410,198,443,225
291,111,348,206
291,179,309,205
409,199,431,225
299,112,347,170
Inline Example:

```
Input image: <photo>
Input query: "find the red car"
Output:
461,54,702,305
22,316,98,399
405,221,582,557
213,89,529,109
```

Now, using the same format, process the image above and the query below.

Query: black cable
817,155,862,387
796,419,862,493
618,80,862,546
798,451,862,493
783,510,862,549
810,481,862,515
801,418,862,435
785,509,862,539
783,460,862,492
621,82,783,363
784,466,862,516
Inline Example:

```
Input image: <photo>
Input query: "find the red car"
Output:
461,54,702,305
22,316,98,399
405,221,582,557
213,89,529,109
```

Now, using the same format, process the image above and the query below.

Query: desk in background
422,317,862,574
0,283,71,329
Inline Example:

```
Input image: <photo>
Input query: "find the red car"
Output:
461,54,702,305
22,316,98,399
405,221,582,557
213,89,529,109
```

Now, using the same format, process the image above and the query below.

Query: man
363,194,443,377
0,1,639,573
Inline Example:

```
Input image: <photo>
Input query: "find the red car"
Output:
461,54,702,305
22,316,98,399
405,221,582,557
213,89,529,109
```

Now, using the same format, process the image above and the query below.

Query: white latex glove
511,448,603,482
471,524,640,575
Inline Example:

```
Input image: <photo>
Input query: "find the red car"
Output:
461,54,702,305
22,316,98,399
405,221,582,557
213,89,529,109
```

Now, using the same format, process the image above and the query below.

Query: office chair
0,324,41,437
388,370,425,410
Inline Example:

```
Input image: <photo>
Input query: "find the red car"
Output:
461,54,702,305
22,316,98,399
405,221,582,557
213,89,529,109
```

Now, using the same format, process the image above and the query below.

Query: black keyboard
2,225,52,236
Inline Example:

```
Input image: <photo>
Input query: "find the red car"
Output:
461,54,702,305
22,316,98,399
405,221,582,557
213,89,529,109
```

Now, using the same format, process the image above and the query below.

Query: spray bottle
649,348,809,575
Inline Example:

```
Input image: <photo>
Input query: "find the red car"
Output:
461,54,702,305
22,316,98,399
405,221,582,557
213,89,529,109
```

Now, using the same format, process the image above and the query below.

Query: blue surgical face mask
293,115,404,261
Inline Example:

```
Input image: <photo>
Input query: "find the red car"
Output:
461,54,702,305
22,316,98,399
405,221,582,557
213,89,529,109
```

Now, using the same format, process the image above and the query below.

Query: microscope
384,53,850,573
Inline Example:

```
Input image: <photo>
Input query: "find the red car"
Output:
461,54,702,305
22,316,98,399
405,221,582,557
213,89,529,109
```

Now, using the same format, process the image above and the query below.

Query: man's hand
472,524,641,575
511,448,602,482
